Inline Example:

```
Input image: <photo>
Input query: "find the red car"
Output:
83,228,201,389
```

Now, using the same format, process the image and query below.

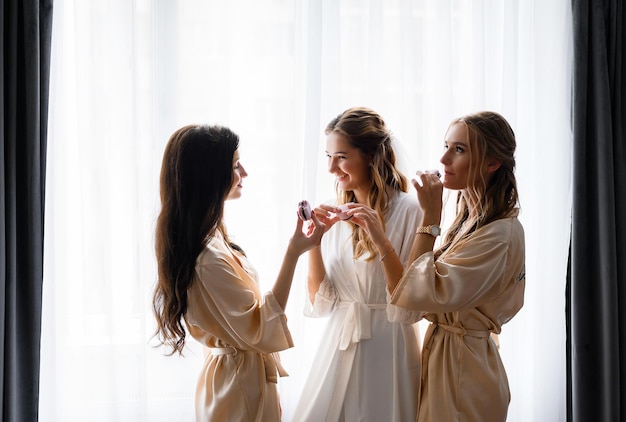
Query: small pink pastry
336,203,354,220
422,169,442,178
298,200,312,221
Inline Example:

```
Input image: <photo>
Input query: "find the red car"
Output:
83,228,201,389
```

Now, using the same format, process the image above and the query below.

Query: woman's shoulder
385,191,421,230
196,234,232,267
193,236,258,288
476,214,525,246
390,190,420,211
487,213,523,232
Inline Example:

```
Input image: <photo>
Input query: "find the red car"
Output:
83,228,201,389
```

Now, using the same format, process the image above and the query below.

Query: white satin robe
390,215,526,422
293,191,423,422
185,230,293,422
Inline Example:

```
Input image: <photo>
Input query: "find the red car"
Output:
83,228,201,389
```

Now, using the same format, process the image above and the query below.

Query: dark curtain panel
569,0,626,421
1,0,53,421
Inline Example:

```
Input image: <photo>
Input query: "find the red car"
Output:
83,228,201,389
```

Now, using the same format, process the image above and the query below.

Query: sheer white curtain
41,1,571,421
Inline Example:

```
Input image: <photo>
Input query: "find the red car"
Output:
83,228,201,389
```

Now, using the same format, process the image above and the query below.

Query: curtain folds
1,0,53,421
569,0,626,420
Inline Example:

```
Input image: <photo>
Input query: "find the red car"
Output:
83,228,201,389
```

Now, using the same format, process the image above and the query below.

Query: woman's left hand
411,171,444,224
336,203,388,247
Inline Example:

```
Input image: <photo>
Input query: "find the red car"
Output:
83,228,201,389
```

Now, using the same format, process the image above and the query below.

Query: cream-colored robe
390,216,525,422
185,230,293,422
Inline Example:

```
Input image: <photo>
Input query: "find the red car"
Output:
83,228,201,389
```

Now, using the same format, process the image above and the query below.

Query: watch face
432,226,441,236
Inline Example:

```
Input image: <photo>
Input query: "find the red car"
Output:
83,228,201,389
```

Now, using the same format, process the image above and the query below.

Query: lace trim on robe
303,276,337,317
385,287,424,324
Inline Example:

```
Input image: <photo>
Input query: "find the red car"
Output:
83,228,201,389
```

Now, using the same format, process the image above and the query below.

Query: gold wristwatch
416,224,441,237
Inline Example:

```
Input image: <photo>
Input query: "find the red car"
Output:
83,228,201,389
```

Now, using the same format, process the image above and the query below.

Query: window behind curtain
41,1,571,421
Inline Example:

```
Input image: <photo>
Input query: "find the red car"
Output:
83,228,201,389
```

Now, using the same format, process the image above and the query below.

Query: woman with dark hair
294,107,423,421
390,111,526,421
152,124,324,422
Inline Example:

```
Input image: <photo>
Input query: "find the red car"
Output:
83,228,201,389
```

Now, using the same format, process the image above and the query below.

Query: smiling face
326,132,371,201
226,149,248,200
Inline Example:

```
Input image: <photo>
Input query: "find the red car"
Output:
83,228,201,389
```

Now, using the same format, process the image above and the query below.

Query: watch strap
416,224,441,237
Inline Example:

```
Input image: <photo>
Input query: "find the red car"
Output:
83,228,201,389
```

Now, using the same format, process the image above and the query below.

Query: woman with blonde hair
294,107,423,421
390,111,526,421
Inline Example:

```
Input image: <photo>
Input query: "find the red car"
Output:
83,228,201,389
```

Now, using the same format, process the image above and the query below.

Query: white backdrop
41,1,571,421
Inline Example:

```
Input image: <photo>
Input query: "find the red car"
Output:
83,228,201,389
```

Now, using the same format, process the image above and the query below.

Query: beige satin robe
391,216,525,422
185,230,293,422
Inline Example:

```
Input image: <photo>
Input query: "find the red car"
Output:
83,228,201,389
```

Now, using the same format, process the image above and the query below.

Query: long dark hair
326,107,408,259
153,124,240,355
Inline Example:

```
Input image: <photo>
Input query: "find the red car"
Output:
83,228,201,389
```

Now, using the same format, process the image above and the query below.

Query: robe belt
435,322,491,338
211,346,239,356
210,347,288,383
337,301,387,350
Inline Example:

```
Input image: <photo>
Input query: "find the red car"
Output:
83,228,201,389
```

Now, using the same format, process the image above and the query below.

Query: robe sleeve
185,252,294,354
390,225,512,313
385,193,425,323
385,288,424,323
303,275,337,317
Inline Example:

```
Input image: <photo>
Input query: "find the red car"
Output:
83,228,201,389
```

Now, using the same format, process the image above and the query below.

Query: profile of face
226,149,248,200
326,132,370,193
440,121,500,191
440,122,472,190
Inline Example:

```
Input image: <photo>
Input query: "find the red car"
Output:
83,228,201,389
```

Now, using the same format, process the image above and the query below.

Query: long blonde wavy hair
435,111,520,260
325,107,408,260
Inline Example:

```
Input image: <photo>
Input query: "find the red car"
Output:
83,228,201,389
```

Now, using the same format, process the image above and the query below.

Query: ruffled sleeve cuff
389,251,433,310
262,291,293,347
303,276,337,317
386,287,424,323
263,290,286,319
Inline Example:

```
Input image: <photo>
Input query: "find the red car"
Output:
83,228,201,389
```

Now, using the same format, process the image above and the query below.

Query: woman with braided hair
390,111,526,422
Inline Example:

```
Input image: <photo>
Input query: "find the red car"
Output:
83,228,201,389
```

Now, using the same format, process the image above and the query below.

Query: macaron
336,203,354,220
298,200,312,221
